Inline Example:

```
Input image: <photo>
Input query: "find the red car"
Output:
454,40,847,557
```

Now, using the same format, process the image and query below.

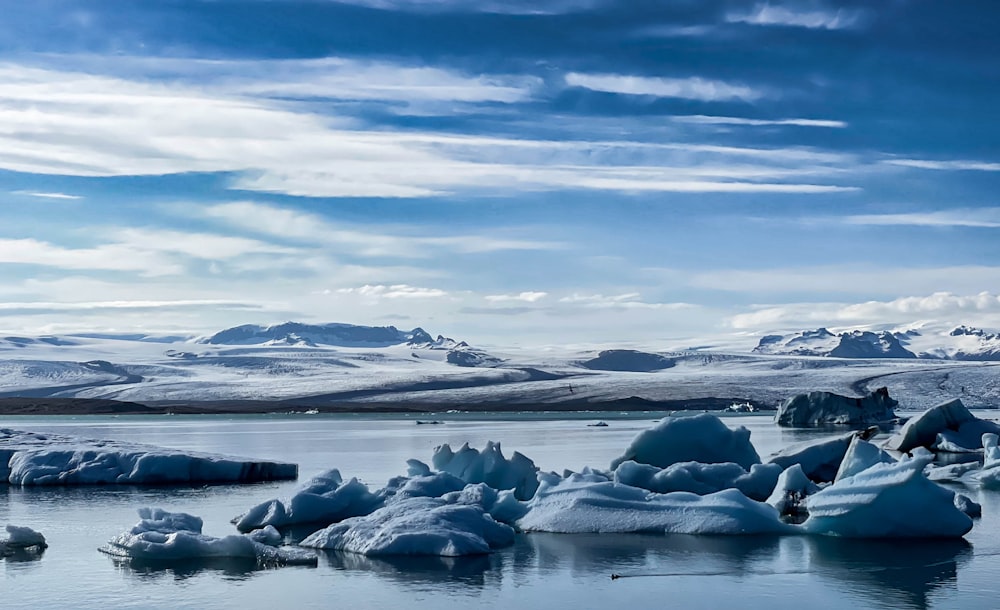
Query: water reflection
321,550,502,589
805,537,972,610
107,554,310,581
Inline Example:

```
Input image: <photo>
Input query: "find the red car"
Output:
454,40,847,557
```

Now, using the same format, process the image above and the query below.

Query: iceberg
883,399,1000,453
0,428,296,485
775,388,898,426
765,464,819,519
431,441,539,500
613,460,781,501
767,430,873,483
299,496,515,556
1,524,47,557
101,508,317,566
233,469,381,533
834,436,896,482
516,472,791,535
801,457,973,538
610,413,760,470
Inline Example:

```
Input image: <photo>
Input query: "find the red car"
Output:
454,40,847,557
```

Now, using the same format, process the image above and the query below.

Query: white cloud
199,201,562,256
844,208,1000,228
10,190,81,200
727,4,862,30
558,292,694,310
484,291,548,303
0,62,858,197
728,292,1000,330
0,299,261,312
688,265,1000,297
673,115,846,128
565,72,764,102
883,159,1000,172
0,238,184,276
336,284,449,299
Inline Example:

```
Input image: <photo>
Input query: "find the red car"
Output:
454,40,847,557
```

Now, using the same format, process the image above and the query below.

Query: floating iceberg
768,430,871,483
766,464,819,518
233,469,382,533
1,524,47,557
883,399,1000,453
610,414,760,470
0,428,296,486
775,388,898,426
613,460,781,501
102,508,316,566
431,441,539,501
516,472,791,535
802,457,973,538
299,496,515,556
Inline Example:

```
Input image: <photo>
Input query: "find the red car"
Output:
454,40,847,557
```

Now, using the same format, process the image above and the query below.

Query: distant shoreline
0,396,771,416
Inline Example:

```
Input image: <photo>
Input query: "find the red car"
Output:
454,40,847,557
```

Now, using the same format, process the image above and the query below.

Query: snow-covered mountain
201,322,443,348
754,326,1000,361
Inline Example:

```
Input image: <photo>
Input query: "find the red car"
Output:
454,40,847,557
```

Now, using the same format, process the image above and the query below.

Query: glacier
0,428,297,485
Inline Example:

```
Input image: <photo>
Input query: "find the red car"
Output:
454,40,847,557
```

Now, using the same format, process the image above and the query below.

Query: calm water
2,413,1000,609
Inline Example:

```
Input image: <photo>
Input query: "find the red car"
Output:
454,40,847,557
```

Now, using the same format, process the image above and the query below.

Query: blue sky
0,0,998,347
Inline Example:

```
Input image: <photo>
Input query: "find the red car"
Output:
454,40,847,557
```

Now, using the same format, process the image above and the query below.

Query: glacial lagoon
3,413,1000,609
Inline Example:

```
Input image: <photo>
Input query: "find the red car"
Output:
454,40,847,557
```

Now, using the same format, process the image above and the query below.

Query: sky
0,0,998,348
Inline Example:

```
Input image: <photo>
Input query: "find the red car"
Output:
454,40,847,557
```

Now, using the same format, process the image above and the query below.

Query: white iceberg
883,399,1000,453
102,508,317,566
1,428,296,486
613,460,781,501
801,457,973,538
299,496,515,556
516,472,791,535
233,469,381,532
834,436,896,482
768,430,872,483
775,388,897,426
431,441,539,501
609,414,760,471
766,464,820,518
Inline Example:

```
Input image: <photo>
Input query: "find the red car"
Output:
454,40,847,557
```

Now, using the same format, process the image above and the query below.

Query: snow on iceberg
609,413,760,471
768,428,877,483
613,460,781,501
102,508,316,566
299,496,515,556
515,471,791,535
775,387,898,426
431,441,539,500
883,399,1000,453
834,436,896,482
233,469,381,533
0,428,296,486
801,456,973,538
766,464,819,519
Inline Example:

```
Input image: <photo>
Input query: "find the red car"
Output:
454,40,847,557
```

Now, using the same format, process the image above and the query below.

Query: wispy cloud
844,208,1000,228
198,201,562,256
559,292,694,310
728,292,1000,330
673,115,846,129
484,291,548,303
565,72,765,102
0,299,261,313
335,284,449,299
883,159,1000,172
10,190,82,200
0,63,854,197
726,4,863,30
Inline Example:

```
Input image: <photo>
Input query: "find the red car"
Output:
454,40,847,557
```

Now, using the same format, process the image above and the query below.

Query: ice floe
102,508,316,566
609,413,760,470
801,456,973,538
613,460,781,501
768,429,876,483
0,428,296,485
1,524,47,558
233,468,382,532
516,471,792,535
775,387,898,426
299,496,515,556
430,441,539,500
883,399,1000,453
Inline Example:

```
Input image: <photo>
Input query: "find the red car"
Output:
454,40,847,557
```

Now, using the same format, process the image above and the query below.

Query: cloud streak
565,72,765,102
